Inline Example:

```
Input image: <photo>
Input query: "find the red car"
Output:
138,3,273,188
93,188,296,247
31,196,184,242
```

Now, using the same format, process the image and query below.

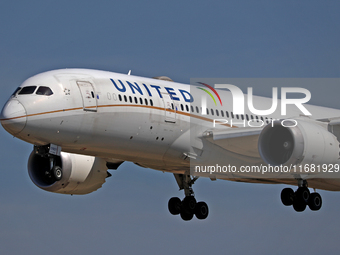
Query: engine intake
258,120,339,166
28,151,109,195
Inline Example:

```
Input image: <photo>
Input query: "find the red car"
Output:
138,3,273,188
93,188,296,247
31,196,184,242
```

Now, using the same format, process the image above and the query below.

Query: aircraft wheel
295,187,310,204
293,199,306,212
52,166,63,181
195,202,209,220
180,209,194,221
182,196,197,213
281,188,294,206
168,197,182,215
308,193,322,211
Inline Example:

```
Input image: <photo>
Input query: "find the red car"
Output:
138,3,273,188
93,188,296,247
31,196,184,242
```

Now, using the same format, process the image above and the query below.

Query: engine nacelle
28,151,109,195
258,120,340,166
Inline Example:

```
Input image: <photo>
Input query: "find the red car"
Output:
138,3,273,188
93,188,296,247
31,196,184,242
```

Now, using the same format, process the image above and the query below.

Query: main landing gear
281,179,322,212
34,144,63,182
168,174,209,221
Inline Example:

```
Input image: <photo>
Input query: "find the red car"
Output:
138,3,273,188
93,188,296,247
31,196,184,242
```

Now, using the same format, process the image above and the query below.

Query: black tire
52,166,63,181
293,199,306,212
281,188,294,206
295,187,310,204
182,196,197,213
195,202,209,220
308,192,322,211
168,197,182,215
180,209,194,221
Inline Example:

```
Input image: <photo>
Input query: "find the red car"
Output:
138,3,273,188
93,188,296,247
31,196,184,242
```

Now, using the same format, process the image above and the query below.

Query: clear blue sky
0,1,339,254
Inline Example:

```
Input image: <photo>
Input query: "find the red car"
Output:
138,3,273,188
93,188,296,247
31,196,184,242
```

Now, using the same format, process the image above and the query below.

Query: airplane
1,68,340,221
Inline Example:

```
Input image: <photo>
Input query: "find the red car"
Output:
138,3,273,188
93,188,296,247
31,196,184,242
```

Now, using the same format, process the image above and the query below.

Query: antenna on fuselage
152,76,173,82
128,70,131,75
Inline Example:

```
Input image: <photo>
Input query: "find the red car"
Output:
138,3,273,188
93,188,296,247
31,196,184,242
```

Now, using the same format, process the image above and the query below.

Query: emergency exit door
77,81,97,112
162,93,176,123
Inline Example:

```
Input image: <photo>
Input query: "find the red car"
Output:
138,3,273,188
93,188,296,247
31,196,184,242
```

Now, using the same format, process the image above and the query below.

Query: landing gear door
77,81,97,112
162,93,176,123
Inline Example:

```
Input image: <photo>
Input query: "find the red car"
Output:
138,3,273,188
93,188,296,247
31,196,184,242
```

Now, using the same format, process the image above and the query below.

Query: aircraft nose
0,99,27,135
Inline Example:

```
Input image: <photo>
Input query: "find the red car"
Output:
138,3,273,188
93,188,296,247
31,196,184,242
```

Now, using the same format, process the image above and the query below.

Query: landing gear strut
168,174,209,221
281,179,322,212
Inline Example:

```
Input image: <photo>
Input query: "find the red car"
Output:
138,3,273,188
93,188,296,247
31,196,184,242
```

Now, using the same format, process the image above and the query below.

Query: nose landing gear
52,165,63,181
35,144,63,182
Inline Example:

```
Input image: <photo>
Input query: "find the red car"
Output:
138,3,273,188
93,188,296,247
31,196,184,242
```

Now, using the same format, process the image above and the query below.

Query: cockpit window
36,86,53,96
18,86,37,95
11,87,22,97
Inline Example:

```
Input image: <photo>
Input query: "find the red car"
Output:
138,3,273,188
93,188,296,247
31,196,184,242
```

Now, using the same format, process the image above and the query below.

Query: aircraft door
76,81,97,112
161,93,176,123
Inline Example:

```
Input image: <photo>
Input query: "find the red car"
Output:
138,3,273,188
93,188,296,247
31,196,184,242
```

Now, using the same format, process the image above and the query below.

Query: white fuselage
2,69,340,189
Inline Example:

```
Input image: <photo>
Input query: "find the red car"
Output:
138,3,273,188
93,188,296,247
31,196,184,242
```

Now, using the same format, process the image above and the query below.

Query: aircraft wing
201,127,263,159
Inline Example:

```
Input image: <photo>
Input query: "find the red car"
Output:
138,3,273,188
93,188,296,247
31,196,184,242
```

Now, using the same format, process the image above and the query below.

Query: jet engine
28,150,109,195
258,120,340,166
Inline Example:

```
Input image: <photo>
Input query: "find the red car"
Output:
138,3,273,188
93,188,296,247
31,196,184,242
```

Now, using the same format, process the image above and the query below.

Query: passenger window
18,86,37,95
